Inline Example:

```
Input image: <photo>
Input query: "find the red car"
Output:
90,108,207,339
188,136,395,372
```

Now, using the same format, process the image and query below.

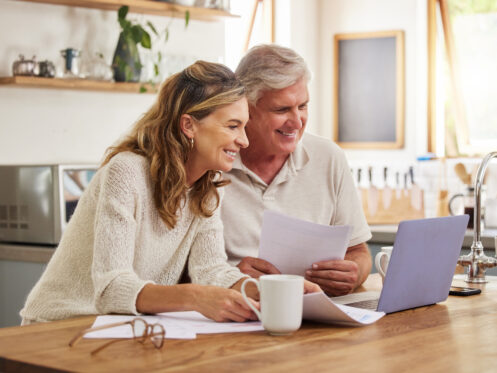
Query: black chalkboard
333,31,404,149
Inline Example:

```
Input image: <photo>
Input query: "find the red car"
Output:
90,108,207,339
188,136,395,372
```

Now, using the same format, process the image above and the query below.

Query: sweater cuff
96,273,154,315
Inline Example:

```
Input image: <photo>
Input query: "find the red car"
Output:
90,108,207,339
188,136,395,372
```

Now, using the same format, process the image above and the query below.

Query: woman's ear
180,114,195,139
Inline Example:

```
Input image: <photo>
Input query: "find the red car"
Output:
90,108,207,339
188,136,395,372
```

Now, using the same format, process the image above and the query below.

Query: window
428,0,497,157
224,0,274,71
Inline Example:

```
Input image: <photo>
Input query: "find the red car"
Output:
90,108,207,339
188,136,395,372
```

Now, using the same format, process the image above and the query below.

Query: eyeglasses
69,317,165,355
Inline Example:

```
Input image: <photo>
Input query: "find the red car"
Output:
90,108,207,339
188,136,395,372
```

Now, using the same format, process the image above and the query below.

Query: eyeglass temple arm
68,320,131,347
90,337,140,355
91,329,164,355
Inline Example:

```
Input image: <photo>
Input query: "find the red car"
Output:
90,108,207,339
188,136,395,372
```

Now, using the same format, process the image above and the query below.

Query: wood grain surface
1,275,496,372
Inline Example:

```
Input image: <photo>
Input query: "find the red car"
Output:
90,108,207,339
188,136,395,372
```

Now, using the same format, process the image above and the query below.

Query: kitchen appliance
60,48,82,78
0,165,98,245
12,55,39,76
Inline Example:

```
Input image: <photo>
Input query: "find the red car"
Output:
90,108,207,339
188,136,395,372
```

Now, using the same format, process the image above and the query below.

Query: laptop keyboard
345,298,379,310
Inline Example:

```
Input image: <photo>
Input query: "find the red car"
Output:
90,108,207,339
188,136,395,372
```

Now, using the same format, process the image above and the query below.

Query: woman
20,61,256,324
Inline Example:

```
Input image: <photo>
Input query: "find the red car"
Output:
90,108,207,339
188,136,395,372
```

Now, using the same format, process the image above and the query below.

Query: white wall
0,0,429,166
275,0,321,135
0,1,224,165
317,0,428,163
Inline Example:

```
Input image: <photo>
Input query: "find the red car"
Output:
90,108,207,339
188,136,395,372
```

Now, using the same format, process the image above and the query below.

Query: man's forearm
345,242,372,288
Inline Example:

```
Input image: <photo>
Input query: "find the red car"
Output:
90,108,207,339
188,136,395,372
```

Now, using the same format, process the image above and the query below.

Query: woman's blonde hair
103,61,245,229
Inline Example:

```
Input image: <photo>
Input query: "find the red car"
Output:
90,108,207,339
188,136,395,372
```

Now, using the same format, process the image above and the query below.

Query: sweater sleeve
91,156,153,315
188,189,247,288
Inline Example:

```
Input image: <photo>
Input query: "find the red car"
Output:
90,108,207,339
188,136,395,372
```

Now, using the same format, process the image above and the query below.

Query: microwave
0,165,98,245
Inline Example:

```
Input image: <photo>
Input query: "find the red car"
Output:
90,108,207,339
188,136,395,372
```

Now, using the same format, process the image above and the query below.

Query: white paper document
86,312,264,340
303,292,385,326
259,210,352,276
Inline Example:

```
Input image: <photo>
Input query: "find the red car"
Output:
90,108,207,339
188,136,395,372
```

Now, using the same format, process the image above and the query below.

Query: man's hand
237,256,281,278
304,243,372,296
304,259,359,296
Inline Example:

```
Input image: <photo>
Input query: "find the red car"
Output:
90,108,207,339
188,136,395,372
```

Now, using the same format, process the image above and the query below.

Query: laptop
332,215,469,313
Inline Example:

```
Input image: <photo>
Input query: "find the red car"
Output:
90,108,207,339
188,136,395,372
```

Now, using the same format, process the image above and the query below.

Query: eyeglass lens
151,324,165,348
133,319,147,339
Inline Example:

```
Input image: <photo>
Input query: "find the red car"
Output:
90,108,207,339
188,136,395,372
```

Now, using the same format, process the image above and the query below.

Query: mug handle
448,193,463,216
241,278,262,320
374,252,388,278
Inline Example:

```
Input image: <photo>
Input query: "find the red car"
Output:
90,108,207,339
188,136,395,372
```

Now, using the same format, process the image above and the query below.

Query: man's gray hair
235,44,311,105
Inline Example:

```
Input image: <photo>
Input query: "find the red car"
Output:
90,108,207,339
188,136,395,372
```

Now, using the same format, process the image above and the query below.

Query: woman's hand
193,285,259,323
304,279,323,294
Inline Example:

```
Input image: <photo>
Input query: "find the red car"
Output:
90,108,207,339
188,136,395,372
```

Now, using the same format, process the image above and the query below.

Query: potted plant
112,5,190,83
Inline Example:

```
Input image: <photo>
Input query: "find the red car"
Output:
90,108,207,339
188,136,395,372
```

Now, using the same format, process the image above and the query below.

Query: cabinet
0,0,238,94
0,260,47,327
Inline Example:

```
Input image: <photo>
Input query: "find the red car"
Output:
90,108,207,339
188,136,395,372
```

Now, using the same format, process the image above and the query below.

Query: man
221,44,372,296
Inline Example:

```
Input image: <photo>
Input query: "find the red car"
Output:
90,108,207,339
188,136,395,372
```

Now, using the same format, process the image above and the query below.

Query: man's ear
180,114,195,139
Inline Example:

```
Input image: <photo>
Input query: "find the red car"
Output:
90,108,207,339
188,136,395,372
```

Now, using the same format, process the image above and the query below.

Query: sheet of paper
303,292,385,326
258,210,352,276
86,315,196,340
86,312,264,340
156,311,264,334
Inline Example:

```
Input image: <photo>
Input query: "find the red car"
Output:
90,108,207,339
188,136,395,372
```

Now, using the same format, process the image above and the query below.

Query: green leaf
118,6,129,21
131,25,144,44
185,10,190,28
164,28,169,42
147,21,159,36
141,30,152,49
154,63,159,77
139,85,147,93
158,51,162,62
119,18,131,32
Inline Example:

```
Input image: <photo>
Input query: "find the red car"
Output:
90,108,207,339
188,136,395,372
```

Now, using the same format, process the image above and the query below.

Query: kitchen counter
370,225,497,250
1,225,496,264
0,243,55,263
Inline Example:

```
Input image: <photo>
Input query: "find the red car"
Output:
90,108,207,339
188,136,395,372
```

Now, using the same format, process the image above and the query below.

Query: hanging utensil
409,166,423,211
454,163,471,185
403,172,409,197
367,166,378,217
395,171,401,199
382,167,392,210
357,168,362,204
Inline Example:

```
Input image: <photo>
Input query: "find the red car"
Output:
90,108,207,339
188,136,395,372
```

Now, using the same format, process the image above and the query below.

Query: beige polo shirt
221,132,372,265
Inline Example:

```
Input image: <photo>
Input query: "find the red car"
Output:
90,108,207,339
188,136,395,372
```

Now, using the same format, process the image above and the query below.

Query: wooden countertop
1,274,497,372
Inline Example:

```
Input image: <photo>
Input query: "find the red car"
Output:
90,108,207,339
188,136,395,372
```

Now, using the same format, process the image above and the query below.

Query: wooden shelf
16,0,238,21
0,76,158,94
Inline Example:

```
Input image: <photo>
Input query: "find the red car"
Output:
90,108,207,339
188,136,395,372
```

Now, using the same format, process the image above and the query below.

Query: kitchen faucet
457,152,497,283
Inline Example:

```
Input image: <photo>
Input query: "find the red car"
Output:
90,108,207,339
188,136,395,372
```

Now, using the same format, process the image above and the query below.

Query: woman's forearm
135,282,259,322
136,283,200,314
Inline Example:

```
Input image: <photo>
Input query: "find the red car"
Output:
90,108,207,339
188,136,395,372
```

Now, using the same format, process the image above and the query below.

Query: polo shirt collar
232,135,310,185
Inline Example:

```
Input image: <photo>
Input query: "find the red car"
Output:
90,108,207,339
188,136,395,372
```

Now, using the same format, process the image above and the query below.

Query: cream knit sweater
20,152,245,323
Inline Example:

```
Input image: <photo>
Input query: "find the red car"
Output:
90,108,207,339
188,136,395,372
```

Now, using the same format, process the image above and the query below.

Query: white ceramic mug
375,246,393,282
241,274,304,335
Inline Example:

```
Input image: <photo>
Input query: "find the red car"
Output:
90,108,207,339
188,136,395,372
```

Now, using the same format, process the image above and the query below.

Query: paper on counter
303,292,385,326
86,314,196,340
259,210,351,276
86,311,264,340
155,311,263,335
